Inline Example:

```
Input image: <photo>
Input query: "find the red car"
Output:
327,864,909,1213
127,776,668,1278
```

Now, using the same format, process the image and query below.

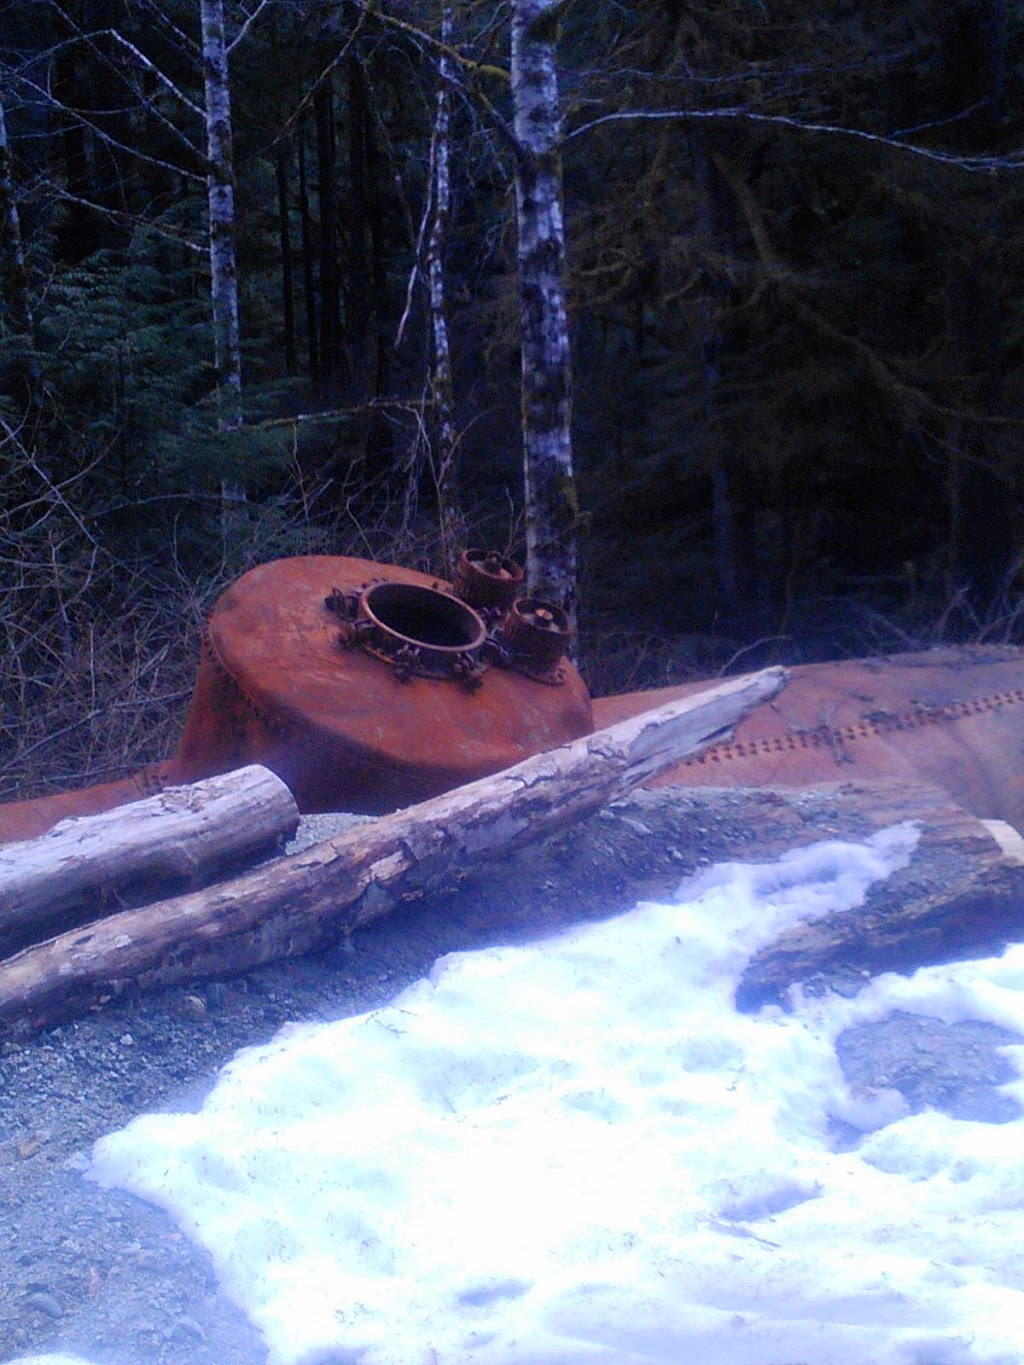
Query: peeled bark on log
0,667,785,1039
734,778,1024,1013
0,765,299,959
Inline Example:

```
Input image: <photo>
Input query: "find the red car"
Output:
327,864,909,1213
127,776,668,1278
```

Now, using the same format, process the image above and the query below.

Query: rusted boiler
0,552,593,844
5,547,1024,847
594,645,1024,833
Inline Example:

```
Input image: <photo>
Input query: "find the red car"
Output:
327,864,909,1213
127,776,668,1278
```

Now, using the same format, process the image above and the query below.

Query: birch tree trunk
199,0,243,439
511,0,578,628
0,88,42,423
427,5,463,573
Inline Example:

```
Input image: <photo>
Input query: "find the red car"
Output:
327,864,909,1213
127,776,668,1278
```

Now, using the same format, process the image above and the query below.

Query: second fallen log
0,765,300,958
0,666,785,1038
733,780,1024,1014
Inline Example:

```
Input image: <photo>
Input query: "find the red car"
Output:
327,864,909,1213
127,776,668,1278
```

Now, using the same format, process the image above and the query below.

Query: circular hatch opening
362,581,486,651
347,580,489,682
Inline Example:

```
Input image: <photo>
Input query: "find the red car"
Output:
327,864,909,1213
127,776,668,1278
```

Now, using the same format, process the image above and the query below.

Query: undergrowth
5,417,1024,804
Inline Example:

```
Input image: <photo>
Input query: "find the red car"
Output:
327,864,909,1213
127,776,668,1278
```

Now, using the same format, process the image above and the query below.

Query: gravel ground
1,789,1020,1365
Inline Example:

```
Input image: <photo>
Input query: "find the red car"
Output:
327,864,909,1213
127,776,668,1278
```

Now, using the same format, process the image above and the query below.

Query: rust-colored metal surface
593,646,1024,830
172,555,593,812
0,555,593,844
0,764,182,846
8,557,1024,851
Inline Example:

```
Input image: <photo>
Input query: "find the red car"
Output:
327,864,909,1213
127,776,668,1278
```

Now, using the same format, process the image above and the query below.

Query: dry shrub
0,422,524,802
0,438,195,799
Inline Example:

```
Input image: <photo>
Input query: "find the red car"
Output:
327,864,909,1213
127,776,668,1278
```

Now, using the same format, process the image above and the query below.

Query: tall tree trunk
942,0,1008,143
50,0,102,262
199,0,243,448
346,55,371,396
427,6,462,572
362,76,393,471
315,73,343,396
297,117,320,385
275,146,297,377
940,0,1009,609
200,0,244,533
0,89,35,340
696,134,741,616
0,87,42,427
366,100,390,403
511,0,578,630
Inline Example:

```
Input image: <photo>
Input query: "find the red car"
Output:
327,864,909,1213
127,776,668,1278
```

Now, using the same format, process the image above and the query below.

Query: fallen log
0,666,785,1038
732,779,1024,1013
464,778,1024,1010
0,766,300,959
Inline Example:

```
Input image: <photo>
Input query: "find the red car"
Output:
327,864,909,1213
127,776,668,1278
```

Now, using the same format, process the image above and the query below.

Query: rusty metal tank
7,555,1024,849
0,552,593,844
172,553,592,812
593,645,1024,832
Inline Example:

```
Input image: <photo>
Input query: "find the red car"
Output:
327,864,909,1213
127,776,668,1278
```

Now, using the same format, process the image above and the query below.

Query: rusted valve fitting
492,597,571,684
452,548,524,615
327,579,488,687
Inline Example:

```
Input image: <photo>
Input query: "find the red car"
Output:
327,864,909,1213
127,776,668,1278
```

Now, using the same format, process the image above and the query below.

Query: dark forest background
2,0,1022,800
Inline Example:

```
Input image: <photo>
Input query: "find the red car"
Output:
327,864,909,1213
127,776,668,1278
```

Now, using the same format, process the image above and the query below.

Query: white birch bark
511,0,578,626
199,0,243,438
427,5,463,571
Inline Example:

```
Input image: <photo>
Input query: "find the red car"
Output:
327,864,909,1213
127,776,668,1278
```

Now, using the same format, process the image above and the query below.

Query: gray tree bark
427,5,463,573
199,0,243,436
511,0,578,627
314,73,343,393
297,116,320,384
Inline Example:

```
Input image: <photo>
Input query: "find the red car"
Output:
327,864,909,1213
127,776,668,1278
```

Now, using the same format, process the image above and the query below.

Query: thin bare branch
27,179,205,251
565,106,1021,175
394,134,435,350
13,71,206,177
45,5,207,121
229,0,276,53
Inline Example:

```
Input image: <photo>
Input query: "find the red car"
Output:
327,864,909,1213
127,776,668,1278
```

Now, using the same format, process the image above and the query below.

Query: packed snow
12,821,1024,1365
